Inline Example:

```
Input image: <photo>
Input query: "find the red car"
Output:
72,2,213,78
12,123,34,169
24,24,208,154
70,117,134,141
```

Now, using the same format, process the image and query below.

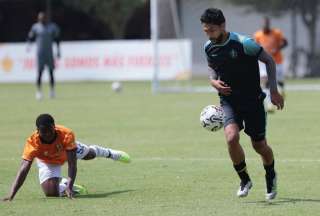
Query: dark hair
200,8,225,25
36,114,55,128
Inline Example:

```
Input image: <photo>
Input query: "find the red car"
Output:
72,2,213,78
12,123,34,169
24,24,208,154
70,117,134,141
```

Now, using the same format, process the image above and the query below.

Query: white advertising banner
0,40,192,82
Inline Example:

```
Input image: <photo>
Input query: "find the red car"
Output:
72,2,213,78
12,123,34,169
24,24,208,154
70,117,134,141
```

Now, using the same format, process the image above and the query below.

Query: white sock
76,141,91,159
90,145,111,158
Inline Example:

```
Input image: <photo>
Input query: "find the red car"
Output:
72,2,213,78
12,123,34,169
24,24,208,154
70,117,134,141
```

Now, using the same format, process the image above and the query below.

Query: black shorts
220,95,266,141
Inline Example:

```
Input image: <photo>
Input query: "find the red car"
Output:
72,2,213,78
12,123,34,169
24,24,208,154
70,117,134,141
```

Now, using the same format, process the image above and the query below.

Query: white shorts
36,159,61,184
36,141,90,184
259,61,284,82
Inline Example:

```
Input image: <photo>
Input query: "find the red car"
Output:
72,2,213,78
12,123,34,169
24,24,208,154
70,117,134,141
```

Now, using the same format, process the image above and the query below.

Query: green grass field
1,80,320,216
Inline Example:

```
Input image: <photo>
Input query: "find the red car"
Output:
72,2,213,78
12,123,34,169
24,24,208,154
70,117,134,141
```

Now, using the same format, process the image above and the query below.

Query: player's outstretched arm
26,26,36,53
2,159,32,201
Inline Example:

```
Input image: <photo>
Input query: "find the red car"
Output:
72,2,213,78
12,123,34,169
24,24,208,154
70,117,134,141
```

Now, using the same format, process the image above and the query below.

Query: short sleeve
274,29,285,44
204,40,212,62
243,38,263,57
22,137,37,161
253,31,260,43
63,132,77,150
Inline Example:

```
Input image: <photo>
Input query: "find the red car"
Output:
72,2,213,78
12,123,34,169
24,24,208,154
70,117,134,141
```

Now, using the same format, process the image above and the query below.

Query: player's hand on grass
211,80,232,96
271,91,284,110
65,188,75,199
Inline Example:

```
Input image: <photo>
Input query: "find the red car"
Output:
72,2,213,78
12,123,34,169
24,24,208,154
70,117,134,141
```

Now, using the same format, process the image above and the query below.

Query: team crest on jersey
56,143,63,152
229,49,238,58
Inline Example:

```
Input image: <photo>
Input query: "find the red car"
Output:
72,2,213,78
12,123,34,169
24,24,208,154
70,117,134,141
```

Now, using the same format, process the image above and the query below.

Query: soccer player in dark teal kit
200,8,284,200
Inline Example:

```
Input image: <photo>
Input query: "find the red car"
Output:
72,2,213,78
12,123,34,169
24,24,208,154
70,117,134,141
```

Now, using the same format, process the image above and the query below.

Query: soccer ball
200,105,224,132
111,81,122,92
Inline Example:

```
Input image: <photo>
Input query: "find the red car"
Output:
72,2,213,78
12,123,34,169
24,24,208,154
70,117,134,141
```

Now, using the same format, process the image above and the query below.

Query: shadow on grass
77,189,135,199
245,197,320,206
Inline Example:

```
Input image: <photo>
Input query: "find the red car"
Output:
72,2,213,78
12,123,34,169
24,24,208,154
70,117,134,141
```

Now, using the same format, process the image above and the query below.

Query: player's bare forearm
66,149,77,196
258,50,284,109
208,65,231,95
258,50,278,93
3,159,32,201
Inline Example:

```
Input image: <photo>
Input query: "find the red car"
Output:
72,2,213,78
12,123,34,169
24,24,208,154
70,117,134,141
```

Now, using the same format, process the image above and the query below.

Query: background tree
0,0,149,41
63,0,147,39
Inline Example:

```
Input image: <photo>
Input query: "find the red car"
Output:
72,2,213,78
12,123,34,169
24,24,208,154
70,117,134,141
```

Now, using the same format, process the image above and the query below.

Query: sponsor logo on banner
0,40,192,82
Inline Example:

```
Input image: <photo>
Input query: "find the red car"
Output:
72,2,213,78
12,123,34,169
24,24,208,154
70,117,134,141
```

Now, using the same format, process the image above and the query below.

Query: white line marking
1,157,320,163
158,84,320,93
132,157,320,163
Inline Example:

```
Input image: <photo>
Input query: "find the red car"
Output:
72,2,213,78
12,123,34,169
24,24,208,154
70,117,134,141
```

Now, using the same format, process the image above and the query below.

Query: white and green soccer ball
200,105,224,132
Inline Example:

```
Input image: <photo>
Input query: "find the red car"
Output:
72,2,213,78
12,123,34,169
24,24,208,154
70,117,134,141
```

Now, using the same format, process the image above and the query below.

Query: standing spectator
254,17,288,112
27,11,61,100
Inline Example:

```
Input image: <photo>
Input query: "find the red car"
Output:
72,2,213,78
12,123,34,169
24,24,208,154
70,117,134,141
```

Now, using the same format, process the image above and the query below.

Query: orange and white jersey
22,125,77,165
254,28,285,64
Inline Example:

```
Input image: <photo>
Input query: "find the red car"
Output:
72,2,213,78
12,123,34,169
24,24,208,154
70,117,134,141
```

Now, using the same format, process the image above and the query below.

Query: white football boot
36,91,43,100
237,181,252,197
265,173,277,201
109,150,131,163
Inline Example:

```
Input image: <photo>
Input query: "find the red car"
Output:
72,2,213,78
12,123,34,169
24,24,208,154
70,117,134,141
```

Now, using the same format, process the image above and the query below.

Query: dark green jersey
205,32,263,99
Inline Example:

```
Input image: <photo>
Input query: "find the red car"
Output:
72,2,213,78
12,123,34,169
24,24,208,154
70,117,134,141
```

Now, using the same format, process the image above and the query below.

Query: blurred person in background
27,12,61,100
254,17,288,112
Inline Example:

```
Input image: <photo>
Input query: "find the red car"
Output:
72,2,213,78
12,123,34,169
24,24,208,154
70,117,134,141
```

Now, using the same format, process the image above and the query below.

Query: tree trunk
300,0,320,77
290,6,298,78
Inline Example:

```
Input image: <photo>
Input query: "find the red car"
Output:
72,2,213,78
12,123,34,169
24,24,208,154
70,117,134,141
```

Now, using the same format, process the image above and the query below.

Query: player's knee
76,141,91,159
41,179,60,197
82,148,96,160
225,132,240,147
251,139,267,153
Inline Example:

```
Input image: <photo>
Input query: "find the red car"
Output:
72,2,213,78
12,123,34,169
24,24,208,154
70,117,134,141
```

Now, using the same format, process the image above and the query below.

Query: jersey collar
211,32,231,47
